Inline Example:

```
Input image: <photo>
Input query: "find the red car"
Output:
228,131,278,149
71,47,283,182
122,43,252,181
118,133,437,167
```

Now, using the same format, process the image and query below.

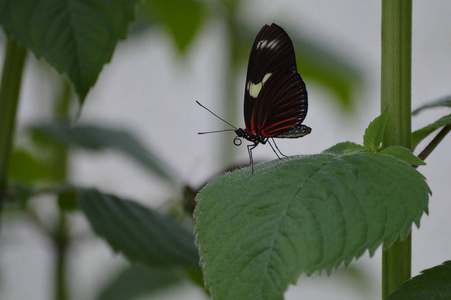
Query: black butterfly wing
244,23,297,131
243,23,309,138
251,70,309,137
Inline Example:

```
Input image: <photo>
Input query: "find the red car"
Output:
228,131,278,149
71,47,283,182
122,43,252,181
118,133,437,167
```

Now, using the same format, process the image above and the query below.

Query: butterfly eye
233,137,242,146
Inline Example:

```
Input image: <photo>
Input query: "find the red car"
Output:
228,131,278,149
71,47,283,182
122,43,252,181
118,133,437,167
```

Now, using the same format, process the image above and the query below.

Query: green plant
1,1,450,300
195,1,451,300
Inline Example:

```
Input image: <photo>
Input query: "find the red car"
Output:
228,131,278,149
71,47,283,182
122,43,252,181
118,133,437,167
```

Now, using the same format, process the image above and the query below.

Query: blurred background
1,0,451,299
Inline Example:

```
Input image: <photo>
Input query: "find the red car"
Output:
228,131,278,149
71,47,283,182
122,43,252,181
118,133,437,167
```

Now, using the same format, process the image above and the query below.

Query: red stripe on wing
261,116,298,136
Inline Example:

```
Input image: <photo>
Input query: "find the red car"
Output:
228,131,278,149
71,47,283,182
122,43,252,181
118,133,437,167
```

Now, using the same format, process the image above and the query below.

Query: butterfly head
234,128,267,146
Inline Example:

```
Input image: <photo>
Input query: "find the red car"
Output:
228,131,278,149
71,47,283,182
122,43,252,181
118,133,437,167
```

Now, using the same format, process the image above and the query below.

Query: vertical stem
220,25,238,167
220,1,240,168
54,209,69,300
0,39,27,217
381,0,412,148
382,234,411,297
52,80,72,300
381,0,412,297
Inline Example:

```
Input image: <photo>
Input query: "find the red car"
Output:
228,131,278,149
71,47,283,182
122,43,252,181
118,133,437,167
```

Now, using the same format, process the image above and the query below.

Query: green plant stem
54,209,69,300
380,0,412,298
0,39,27,219
220,3,240,169
220,26,238,168
52,80,72,300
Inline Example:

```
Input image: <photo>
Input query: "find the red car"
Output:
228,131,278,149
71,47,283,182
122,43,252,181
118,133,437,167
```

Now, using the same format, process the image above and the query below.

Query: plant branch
380,0,413,298
0,39,27,224
53,208,69,300
417,125,451,163
51,79,73,300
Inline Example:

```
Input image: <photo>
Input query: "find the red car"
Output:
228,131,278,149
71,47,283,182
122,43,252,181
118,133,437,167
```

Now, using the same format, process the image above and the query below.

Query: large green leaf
78,188,199,268
32,121,176,184
195,153,430,300
0,0,136,103
385,261,451,300
138,0,205,53
411,114,451,150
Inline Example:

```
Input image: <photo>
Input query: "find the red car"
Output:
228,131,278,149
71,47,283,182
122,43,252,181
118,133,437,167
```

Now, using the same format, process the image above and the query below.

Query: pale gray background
1,1,451,299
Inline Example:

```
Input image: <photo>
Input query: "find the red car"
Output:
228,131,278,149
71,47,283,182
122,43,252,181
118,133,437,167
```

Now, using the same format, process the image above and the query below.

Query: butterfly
197,23,311,173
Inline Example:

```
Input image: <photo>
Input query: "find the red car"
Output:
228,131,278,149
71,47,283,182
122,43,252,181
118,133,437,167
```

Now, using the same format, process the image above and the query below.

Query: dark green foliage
138,0,206,53
364,108,388,151
96,265,182,300
412,115,451,150
412,95,451,115
32,121,176,184
386,261,451,300
195,152,430,299
0,0,137,103
78,188,199,268
380,146,425,165
411,96,451,150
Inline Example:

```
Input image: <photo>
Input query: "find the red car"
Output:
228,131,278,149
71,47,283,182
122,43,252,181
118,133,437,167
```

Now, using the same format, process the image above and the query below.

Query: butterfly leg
267,139,281,160
247,143,258,174
269,138,287,159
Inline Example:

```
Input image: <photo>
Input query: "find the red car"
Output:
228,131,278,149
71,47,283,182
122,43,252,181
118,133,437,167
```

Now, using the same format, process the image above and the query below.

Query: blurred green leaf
412,95,451,115
8,148,52,184
385,261,451,300
363,108,388,151
6,181,35,209
0,0,137,103
411,114,451,150
337,266,375,297
78,188,199,268
97,265,182,300
138,0,206,53
32,121,176,184
57,189,79,212
184,266,207,292
195,153,430,299
293,34,362,109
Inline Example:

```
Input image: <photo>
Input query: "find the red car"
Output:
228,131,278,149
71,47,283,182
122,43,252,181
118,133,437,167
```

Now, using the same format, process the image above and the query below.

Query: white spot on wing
256,39,279,50
268,40,279,50
256,40,267,49
248,82,262,98
247,73,272,98
262,73,272,84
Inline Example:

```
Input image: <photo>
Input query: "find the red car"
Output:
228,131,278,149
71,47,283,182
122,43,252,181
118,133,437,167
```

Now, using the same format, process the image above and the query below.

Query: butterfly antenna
198,129,235,135
196,101,238,130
